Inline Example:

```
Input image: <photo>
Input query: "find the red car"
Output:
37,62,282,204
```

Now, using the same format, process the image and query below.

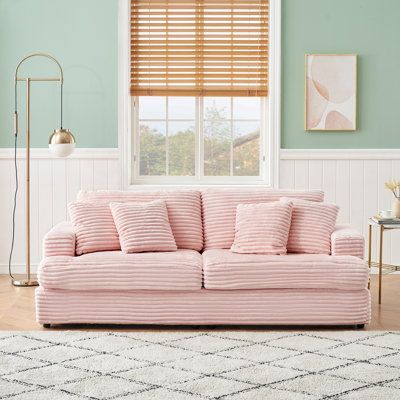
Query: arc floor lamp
10,53,76,287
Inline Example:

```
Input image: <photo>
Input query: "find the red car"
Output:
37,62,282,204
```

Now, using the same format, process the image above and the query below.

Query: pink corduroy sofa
36,189,370,328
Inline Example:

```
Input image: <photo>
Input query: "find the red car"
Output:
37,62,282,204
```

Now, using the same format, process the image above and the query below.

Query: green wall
282,0,400,148
0,0,117,148
1,0,399,148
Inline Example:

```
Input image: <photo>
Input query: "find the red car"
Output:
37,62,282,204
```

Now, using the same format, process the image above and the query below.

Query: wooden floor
0,275,399,331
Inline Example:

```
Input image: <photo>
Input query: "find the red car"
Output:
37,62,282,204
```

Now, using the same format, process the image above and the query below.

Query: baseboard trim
0,264,38,275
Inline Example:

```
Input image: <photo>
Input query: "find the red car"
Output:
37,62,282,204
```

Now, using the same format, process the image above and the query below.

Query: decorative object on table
371,215,400,225
379,209,393,219
384,180,400,218
305,54,357,131
368,218,400,304
9,53,76,287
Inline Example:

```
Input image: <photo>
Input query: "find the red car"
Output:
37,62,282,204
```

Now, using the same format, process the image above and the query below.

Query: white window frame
118,0,281,189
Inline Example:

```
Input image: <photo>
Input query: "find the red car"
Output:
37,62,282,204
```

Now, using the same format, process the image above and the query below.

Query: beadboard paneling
280,151,400,266
1,148,400,274
0,149,120,274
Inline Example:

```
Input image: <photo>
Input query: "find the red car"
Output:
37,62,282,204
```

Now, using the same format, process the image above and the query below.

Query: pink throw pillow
68,202,120,255
282,197,339,254
231,201,293,254
110,200,177,253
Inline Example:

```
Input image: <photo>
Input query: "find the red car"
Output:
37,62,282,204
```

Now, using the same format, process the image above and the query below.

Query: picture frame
305,54,357,131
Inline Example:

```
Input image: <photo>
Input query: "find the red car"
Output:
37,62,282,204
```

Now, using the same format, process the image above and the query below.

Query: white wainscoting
0,148,120,274
280,149,400,266
1,148,399,274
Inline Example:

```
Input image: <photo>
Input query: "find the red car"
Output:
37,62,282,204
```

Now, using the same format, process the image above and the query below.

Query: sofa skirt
35,287,371,326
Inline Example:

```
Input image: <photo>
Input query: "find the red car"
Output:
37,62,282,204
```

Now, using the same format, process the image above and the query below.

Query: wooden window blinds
130,0,269,96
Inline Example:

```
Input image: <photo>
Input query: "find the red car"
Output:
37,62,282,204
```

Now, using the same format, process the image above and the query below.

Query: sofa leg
43,324,51,329
356,324,365,329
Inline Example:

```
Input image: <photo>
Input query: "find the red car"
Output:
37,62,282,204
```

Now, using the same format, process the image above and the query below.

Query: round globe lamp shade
49,129,75,157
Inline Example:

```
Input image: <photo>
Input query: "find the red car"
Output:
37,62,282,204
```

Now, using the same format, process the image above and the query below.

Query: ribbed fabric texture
78,190,203,251
203,250,368,290
41,223,365,261
201,189,324,249
110,200,177,253
38,250,202,291
231,201,293,254
331,225,365,258
282,197,339,255
38,188,371,327
68,202,120,255
43,222,76,258
36,287,371,325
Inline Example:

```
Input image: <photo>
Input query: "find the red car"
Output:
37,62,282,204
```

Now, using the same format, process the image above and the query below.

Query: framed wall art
305,54,357,131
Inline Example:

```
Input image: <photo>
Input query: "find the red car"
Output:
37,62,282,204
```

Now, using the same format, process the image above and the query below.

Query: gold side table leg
368,224,372,289
379,225,384,304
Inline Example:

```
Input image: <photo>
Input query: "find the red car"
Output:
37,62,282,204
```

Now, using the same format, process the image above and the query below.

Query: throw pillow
68,202,120,255
110,200,177,253
231,200,293,254
282,197,339,254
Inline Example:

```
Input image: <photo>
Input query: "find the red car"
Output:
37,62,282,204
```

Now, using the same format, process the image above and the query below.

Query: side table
368,218,400,304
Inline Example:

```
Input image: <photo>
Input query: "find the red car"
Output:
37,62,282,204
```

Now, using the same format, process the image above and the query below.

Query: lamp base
12,279,39,287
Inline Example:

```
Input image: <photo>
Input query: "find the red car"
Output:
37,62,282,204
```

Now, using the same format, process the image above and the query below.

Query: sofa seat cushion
38,250,202,291
203,249,368,290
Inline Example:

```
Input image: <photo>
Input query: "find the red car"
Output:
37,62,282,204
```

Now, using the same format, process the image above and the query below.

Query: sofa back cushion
78,190,203,251
201,189,324,249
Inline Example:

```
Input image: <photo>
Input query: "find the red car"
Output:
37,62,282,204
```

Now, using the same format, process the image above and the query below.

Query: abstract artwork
305,54,357,131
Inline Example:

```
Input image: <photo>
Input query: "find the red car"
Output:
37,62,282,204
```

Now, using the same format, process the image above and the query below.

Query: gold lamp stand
12,75,36,287
11,53,75,287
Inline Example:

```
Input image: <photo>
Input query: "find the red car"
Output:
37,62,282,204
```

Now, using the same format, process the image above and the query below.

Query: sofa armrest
43,222,76,258
331,224,364,258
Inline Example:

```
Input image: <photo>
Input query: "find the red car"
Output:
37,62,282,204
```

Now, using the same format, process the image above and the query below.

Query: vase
393,199,400,218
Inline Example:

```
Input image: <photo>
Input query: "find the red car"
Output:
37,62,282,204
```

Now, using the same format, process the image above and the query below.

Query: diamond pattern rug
1,330,400,399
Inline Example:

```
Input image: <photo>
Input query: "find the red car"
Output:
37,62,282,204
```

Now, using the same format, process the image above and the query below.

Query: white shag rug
0,330,400,399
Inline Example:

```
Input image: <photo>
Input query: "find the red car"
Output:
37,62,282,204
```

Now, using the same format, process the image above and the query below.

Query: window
134,96,265,183
122,0,280,186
